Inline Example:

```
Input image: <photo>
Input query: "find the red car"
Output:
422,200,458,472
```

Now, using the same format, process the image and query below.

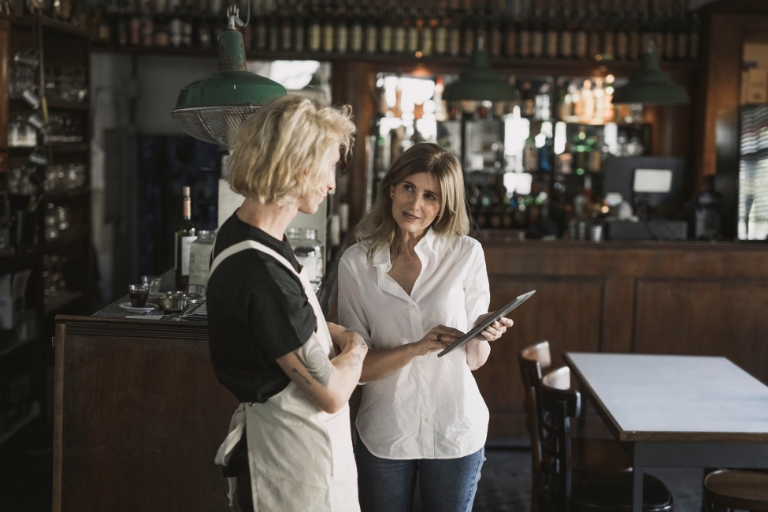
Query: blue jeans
355,435,485,512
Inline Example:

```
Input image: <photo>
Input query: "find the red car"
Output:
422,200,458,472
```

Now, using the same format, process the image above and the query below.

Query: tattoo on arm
346,352,364,372
293,337,333,388
291,368,312,386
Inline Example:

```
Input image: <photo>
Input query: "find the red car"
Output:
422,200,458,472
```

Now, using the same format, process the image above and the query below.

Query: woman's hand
412,325,464,356
473,313,514,342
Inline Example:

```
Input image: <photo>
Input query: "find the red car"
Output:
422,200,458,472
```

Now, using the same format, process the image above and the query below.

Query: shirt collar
372,227,437,271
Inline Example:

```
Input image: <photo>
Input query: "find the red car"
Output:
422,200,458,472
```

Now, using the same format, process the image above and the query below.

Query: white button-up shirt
338,229,490,460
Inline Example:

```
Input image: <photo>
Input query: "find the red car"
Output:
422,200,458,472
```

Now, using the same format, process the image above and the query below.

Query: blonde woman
338,143,514,512
207,95,367,512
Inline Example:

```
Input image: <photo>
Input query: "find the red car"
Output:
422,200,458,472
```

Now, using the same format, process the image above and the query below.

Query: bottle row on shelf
80,0,699,62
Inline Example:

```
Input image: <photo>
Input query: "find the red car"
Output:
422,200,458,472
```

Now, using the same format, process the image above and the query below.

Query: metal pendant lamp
443,40,519,102
613,41,690,106
171,5,286,147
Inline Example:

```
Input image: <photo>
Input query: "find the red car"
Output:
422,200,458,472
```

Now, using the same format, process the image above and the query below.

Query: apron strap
209,240,301,280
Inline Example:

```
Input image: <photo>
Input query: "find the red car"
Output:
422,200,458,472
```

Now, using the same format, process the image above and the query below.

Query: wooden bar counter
53,237,768,510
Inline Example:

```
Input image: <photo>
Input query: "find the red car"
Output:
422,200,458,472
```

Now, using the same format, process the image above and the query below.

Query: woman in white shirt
338,143,513,512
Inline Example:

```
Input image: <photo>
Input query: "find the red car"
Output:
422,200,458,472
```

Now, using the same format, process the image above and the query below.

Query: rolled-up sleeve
338,255,372,347
463,242,491,328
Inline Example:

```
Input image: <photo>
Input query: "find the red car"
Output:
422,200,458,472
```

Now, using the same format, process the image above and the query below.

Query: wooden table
564,353,768,512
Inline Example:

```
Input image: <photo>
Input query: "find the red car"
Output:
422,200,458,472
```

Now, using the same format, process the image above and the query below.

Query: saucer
119,302,158,314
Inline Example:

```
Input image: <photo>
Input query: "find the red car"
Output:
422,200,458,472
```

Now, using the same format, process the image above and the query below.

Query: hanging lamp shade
612,42,690,105
171,7,286,147
443,47,519,102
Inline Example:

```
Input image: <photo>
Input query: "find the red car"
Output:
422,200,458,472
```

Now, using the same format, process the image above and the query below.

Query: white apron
210,240,359,512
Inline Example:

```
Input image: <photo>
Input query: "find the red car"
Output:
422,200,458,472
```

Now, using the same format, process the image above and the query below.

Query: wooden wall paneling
54,325,239,512
633,278,768,384
331,61,375,226
474,275,605,438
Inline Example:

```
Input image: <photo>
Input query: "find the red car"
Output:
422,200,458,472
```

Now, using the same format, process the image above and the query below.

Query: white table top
564,353,768,442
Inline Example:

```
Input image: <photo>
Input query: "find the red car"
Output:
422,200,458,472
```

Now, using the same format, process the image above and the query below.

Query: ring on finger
437,333,442,342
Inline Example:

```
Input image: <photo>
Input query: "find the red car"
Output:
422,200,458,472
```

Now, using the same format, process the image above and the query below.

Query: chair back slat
538,367,581,512
517,341,551,512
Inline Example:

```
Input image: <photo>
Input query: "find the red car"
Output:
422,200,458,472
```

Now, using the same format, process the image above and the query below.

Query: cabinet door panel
476,276,604,437
634,279,768,384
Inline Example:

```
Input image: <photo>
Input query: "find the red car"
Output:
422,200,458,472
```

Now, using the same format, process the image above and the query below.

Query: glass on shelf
286,227,324,286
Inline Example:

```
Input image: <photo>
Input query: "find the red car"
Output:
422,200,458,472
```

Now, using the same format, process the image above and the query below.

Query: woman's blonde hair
356,142,470,261
228,95,356,206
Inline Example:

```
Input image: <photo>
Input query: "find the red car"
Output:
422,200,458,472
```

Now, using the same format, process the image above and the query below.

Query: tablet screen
437,290,536,358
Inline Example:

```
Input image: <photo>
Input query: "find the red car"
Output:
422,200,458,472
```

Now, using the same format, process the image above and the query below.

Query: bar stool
703,469,768,511
518,341,632,512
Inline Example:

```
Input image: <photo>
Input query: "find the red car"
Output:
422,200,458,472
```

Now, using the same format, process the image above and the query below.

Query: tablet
437,290,536,358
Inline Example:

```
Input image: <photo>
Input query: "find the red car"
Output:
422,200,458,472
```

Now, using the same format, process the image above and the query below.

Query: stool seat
704,469,768,512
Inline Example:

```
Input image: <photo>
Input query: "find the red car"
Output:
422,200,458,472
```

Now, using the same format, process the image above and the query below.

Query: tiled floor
1,432,703,512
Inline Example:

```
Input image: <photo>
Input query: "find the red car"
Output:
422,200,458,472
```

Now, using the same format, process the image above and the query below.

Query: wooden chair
703,469,768,511
538,366,674,512
518,341,633,512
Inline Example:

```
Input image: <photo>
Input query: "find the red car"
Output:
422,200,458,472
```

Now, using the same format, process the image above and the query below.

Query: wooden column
331,61,375,226
0,19,9,149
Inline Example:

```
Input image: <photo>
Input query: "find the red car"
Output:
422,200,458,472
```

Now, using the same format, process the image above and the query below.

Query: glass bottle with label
434,5,448,55
560,0,574,58
544,3,559,60
393,6,406,54
421,6,435,57
462,8,475,57
322,0,335,52
529,6,544,59
448,6,461,56
364,4,378,54
406,5,420,54
175,186,197,290
188,230,215,288
286,227,324,285
294,0,306,52
308,0,322,51
350,4,364,52
335,1,349,53
573,0,587,59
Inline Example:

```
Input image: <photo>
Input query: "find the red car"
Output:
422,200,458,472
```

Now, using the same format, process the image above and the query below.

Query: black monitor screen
603,156,685,208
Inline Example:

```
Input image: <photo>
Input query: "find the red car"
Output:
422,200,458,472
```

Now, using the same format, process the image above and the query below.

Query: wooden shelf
89,44,701,74
0,401,40,448
45,289,85,316
46,99,89,111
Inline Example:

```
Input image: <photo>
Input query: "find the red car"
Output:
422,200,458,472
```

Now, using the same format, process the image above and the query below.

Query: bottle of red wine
175,186,197,289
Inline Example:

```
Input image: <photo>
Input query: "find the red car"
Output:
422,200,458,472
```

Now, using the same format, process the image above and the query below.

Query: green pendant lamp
443,41,519,102
613,41,690,105
171,5,286,147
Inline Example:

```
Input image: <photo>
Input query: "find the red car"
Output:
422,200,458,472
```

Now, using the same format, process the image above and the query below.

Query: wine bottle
175,186,197,290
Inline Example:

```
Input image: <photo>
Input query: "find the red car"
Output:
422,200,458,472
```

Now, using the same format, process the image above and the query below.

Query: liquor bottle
559,0,574,59
322,0,335,52
364,3,378,54
587,1,601,60
503,11,516,57
628,5,640,60
640,4,653,55
476,6,488,54
521,81,535,118
601,0,616,60
421,6,435,57
462,8,475,57
530,6,544,59
379,4,394,54
615,4,629,60
651,0,664,53
349,4,363,52
535,82,552,121
517,7,531,58
489,10,502,57
175,186,197,290
581,79,595,120
393,6,406,54
675,4,688,61
308,0,321,51
254,0,267,51
448,5,461,56
689,12,699,60
280,2,292,51
433,4,448,55
524,134,538,172
573,0,587,59
663,5,676,60
335,1,349,54
406,5,420,54
544,2,558,60
294,0,306,52
267,0,279,52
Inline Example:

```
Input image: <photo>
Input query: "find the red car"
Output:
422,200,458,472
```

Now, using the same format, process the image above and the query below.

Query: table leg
632,466,644,512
